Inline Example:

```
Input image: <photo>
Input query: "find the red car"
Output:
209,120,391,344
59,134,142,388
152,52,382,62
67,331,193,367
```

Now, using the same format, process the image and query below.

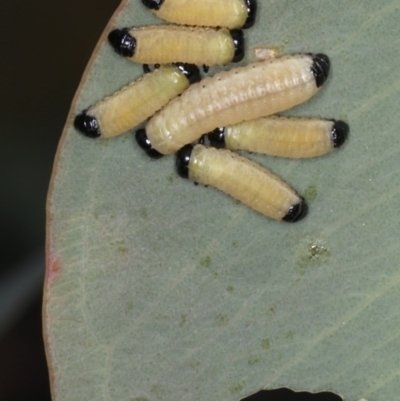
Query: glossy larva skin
186,144,304,221
121,25,240,66
75,66,190,138
144,0,254,29
146,54,324,154
224,117,341,158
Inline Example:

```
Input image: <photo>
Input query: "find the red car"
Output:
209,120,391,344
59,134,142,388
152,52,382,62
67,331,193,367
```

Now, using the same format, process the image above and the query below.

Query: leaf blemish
248,356,260,365
230,383,244,395
261,338,270,350
215,314,229,327
47,257,61,280
130,397,149,401
296,237,331,272
139,207,148,219
179,314,187,327
304,184,317,203
200,255,212,267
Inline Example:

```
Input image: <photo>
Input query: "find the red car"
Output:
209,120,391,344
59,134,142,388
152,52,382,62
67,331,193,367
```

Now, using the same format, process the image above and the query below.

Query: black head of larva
141,0,164,10
282,198,308,223
230,30,245,63
135,129,163,159
74,111,101,138
108,28,136,58
330,120,349,148
310,53,330,88
143,64,161,74
243,0,257,29
174,63,201,84
207,127,226,148
176,144,193,179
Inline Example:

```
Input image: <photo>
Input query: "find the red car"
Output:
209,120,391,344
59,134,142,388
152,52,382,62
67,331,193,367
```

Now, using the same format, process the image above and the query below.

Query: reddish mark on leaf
47,257,61,281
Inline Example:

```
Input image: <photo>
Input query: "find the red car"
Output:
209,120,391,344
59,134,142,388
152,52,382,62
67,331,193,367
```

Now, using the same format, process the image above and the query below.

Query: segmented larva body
139,54,330,156
141,0,257,29
74,64,200,139
177,144,307,222
108,25,244,66
208,117,349,158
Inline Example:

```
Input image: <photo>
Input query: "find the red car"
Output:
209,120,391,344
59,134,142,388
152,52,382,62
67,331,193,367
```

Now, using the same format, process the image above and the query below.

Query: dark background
0,0,120,399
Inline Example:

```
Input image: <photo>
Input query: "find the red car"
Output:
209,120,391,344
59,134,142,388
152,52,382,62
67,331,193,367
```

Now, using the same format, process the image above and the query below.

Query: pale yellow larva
141,0,257,29
74,64,199,144
176,144,307,222
208,116,349,158
136,54,330,157
108,25,244,66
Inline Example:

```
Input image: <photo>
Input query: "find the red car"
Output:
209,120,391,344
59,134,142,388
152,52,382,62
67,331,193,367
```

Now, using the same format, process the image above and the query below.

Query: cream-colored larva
74,64,199,143
108,25,244,66
141,0,257,29
176,144,307,222
137,53,330,157
208,116,349,158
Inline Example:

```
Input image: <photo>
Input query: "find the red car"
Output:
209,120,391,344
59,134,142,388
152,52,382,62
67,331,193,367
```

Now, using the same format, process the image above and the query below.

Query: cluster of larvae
74,0,349,223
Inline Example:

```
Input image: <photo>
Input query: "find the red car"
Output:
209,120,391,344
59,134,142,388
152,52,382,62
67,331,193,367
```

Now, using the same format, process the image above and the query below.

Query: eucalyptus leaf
45,1,400,400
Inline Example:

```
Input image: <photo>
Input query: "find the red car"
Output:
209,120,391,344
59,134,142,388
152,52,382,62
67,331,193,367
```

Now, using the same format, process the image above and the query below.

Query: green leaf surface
45,1,400,400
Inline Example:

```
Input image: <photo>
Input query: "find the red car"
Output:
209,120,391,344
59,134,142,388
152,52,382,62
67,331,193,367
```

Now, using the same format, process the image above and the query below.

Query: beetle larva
108,25,244,65
74,64,200,142
208,117,349,158
176,144,307,222
141,0,257,29
137,53,330,156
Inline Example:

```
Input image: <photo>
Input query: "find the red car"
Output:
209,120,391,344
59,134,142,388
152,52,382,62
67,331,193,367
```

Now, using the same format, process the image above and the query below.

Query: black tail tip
230,30,245,62
176,144,193,178
175,63,201,84
135,129,163,159
282,198,308,223
74,112,101,138
331,120,349,148
311,53,330,87
243,0,257,29
141,0,164,10
108,28,136,58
